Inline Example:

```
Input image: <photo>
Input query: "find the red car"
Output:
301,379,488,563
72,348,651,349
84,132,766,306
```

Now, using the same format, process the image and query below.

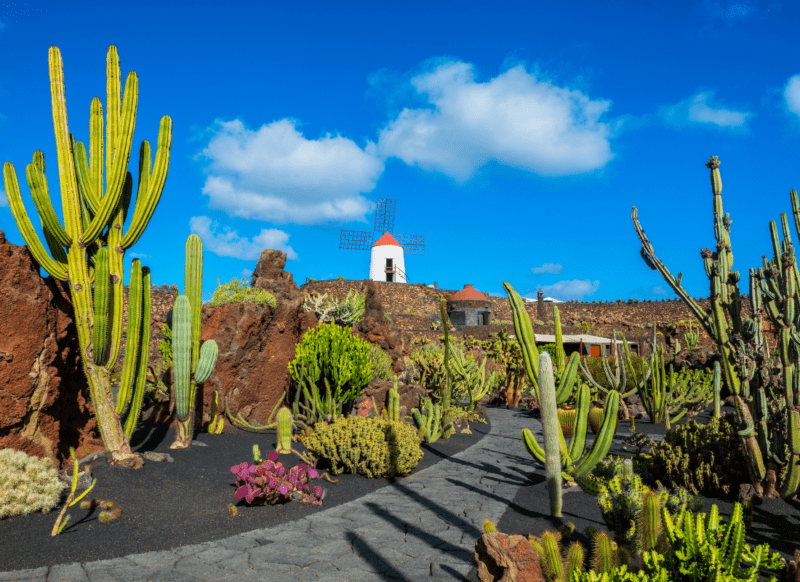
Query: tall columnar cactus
170,234,218,449
632,156,800,499
504,282,580,405
538,353,563,517
439,297,455,438
276,407,293,454
713,361,722,420
2,46,171,462
381,376,401,421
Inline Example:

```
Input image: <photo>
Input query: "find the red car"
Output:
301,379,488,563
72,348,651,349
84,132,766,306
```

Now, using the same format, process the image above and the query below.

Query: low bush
644,413,748,498
208,277,276,308
299,416,423,478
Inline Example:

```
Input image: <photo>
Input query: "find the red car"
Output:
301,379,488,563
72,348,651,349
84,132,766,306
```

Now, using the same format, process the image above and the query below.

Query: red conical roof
372,231,402,248
451,284,487,300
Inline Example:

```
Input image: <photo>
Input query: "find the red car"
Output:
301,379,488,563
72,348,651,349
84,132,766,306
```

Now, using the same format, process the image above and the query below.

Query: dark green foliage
538,343,559,361
645,413,748,498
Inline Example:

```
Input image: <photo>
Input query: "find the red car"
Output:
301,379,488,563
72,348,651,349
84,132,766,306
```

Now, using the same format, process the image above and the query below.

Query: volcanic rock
0,231,103,472
145,249,318,432
353,379,427,419
474,530,545,582
353,280,410,373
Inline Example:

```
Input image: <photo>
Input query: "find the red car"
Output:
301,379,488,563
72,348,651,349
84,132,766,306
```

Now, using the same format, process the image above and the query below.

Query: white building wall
369,244,406,283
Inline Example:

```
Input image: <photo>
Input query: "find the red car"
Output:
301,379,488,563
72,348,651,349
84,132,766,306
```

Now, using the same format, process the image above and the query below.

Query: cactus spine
2,46,171,462
276,407,293,454
170,234,218,449
538,352,562,517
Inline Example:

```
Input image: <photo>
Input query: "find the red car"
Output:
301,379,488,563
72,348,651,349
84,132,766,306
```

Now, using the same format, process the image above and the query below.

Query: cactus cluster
288,323,373,423
646,414,748,498
2,45,171,462
302,289,365,325
633,155,800,499
411,397,453,443
0,449,67,520
299,416,423,478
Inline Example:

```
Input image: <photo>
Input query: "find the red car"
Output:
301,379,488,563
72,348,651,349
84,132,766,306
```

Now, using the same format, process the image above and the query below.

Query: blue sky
2,0,799,303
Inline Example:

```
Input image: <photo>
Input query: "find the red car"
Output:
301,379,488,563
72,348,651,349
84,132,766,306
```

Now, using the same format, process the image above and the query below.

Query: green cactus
518,317,620,486
170,234,218,449
579,330,645,420
538,352,563,517
439,297,455,438
632,155,800,499
276,407,293,454
640,343,712,429
411,397,452,443
208,390,224,434
2,46,171,462
684,322,700,350
713,361,722,420
381,376,401,422
591,532,618,574
448,347,496,413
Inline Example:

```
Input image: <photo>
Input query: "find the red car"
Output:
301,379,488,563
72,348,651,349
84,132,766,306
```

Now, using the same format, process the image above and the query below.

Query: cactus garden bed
0,415,490,573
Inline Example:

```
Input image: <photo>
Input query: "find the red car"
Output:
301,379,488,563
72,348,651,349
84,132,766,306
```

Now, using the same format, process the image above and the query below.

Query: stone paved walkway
0,407,539,582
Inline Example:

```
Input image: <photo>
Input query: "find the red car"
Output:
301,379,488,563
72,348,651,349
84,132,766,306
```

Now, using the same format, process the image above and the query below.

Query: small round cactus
0,449,67,519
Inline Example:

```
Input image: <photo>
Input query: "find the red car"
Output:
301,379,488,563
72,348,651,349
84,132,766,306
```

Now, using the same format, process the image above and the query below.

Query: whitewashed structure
369,231,407,283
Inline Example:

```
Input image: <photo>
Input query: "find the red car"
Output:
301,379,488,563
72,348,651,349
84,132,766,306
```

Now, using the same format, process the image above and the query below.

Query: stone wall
300,279,780,356
117,284,178,369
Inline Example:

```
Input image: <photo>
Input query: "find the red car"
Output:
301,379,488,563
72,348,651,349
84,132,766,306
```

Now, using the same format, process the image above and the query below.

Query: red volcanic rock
145,249,318,431
353,280,410,373
353,379,427,419
0,231,103,472
475,531,545,582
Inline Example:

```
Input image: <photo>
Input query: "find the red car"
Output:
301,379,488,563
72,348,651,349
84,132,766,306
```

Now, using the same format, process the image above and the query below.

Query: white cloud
0,184,7,207
784,75,800,118
198,119,383,225
128,252,151,260
658,91,752,129
531,262,563,275
652,285,670,296
241,268,253,279
539,279,600,302
377,61,616,182
190,216,298,261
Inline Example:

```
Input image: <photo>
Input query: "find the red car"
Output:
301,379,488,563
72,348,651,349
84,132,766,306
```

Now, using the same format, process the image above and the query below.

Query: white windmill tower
339,198,424,283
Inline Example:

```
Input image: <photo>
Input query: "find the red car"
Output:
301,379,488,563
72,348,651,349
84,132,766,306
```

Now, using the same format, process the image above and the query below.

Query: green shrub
369,344,394,381
300,416,423,478
538,343,559,361
336,276,345,280
0,449,67,519
303,290,365,326
288,323,373,411
644,413,747,498
208,277,276,308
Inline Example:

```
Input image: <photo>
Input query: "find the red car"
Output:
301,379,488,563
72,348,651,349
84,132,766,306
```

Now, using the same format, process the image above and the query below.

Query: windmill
339,198,424,283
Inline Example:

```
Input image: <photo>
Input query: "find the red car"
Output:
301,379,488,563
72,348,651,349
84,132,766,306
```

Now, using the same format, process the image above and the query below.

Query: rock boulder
474,530,545,582
0,231,103,472
352,379,427,419
353,280,410,373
